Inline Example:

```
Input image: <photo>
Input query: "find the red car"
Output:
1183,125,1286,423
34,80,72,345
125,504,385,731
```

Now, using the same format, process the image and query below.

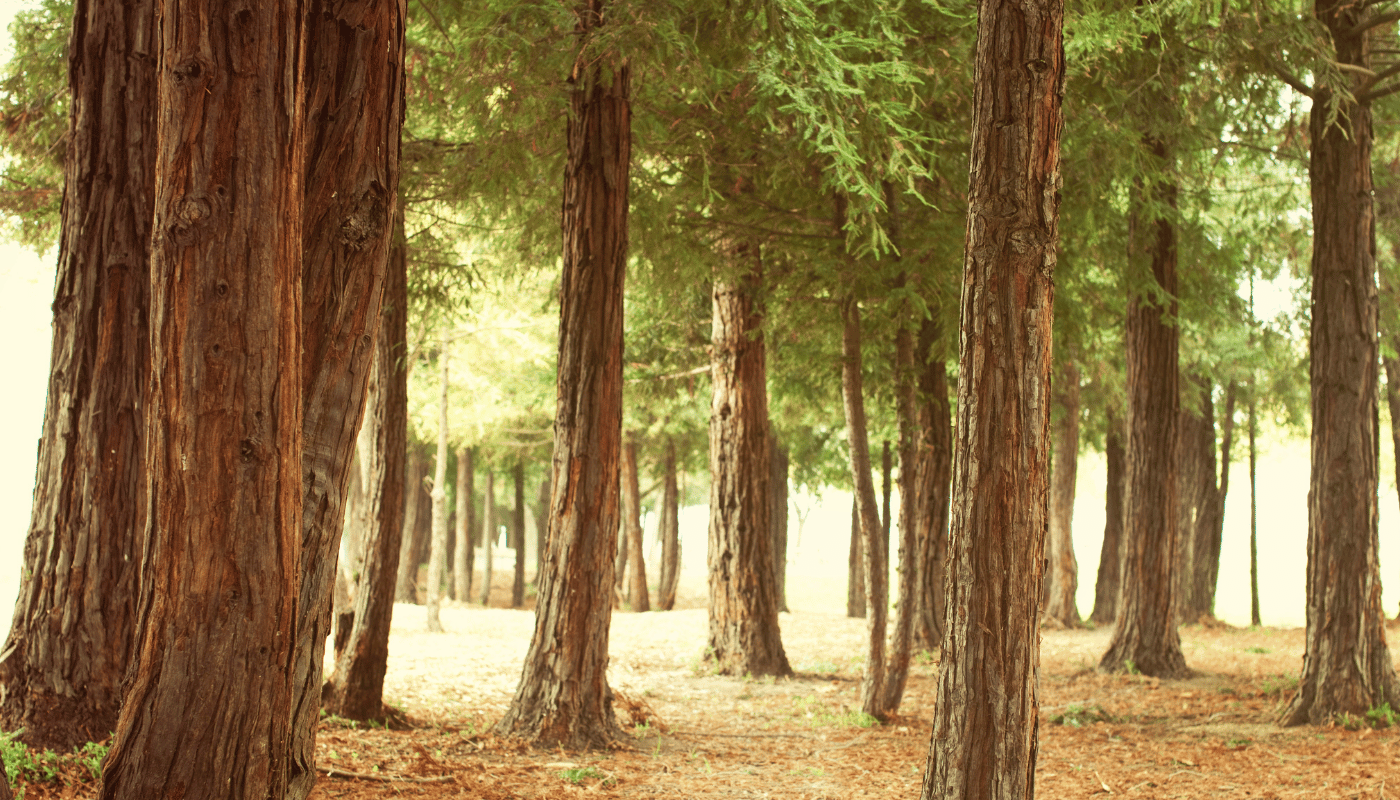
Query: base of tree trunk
0,686,118,753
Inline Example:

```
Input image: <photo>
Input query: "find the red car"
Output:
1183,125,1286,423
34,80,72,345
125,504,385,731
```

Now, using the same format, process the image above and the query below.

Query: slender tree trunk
0,0,154,751
1249,394,1260,627
1284,2,1400,722
658,439,681,610
396,447,427,603
913,316,952,651
1100,131,1190,679
1190,382,1234,620
454,447,475,601
1090,405,1127,626
480,469,495,606
426,338,451,632
621,437,650,611
323,215,409,721
1175,377,1213,623
848,500,866,618
512,461,527,608
706,252,791,677
614,503,630,605
878,288,919,715
1044,360,1081,628
98,3,308,794
920,0,1063,790
840,296,889,718
534,472,549,586
770,434,790,613
496,21,629,745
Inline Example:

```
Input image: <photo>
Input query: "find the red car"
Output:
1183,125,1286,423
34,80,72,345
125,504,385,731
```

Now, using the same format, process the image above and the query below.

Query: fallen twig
317,765,454,783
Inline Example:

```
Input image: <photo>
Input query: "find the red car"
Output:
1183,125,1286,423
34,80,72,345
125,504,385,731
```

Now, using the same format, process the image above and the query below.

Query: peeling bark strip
496,10,630,745
920,0,1063,795
0,0,154,751
98,3,309,797
706,254,792,678
1285,0,1400,725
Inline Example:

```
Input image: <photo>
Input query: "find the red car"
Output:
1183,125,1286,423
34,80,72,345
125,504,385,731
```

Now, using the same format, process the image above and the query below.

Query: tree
621,436,650,611
396,445,427,602
1044,360,1082,628
1279,0,1400,724
427,335,451,632
706,253,791,677
480,468,495,605
657,439,682,610
97,2,310,795
912,314,953,651
323,215,410,721
1090,406,1126,626
496,2,630,746
0,0,154,751
0,758,10,800
512,460,527,608
769,434,790,613
454,446,475,601
920,0,1062,794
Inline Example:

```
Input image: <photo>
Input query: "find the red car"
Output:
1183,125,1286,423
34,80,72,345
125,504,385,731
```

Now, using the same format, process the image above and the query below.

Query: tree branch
1359,62,1400,100
1264,56,1316,98
1359,79,1400,104
1347,10,1400,36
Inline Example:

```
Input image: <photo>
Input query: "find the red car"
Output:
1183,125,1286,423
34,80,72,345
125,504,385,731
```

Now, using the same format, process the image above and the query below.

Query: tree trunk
0,0,154,751
1188,383,1234,621
1249,394,1261,627
658,439,681,611
323,215,409,721
98,3,309,794
706,253,791,677
1090,405,1126,626
1175,376,1214,623
1100,133,1190,679
913,315,952,652
0,758,10,800
920,0,1062,791
621,436,650,611
1284,3,1400,722
847,500,866,618
512,461,527,608
396,447,427,603
613,501,630,606
454,446,475,601
426,338,451,632
840,296,889,717
480,469,495,606
534,472,549,587
495,24,629,746
770,434,790,613
877,287,919,716
1044,360,1081,628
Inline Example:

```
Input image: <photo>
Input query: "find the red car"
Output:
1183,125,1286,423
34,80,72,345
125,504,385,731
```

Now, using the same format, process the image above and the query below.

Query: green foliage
1257,673,1298,697
1050,704,1116,727
557,766,614,786
0,728,109,793
0,0,69,252
1364,702,1398,729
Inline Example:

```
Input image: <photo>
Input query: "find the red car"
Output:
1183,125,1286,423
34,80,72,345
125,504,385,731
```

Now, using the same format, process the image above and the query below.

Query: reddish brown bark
657,439,681,611
0,0,154,751
512,460,528,608
395,446,427,603
1284,0,1400,724
495,25,629,745
1090,406,1126,626
847,500,866,619
98,2,308,794
323,219,409,721
706,254,791,677
1044,360,1081,628
621,437,650,611
770,435,790,614
877,288,919,716
912,315,953,652
1101,132,1190,679
920,0,1062,792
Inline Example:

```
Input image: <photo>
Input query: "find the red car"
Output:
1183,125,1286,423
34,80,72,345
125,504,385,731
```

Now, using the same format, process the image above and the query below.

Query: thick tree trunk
1044,360,1081,628
323,218,409,721
920,0,1063,791
1101,134,1190,679
0,0,154,751
1090,406,1127,626
454,446,475,601
658,439,681,611
396,447,427,603
98,3,309,795
426,338,451,632
847,500,866,618
913,316,952,652
770,435,790,613
840,296,889,717
512,461,527,608
621,437,650,611
495,29,629,746
480,469,495,606
706,254,791,677
1284,3,1400,722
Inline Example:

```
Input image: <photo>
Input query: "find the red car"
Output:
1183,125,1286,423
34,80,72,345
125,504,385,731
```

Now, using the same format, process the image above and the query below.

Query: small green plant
1334,712,1365,731
1365,703,1397,729
1257,673,1299,697
558,766,612,785
1245,646,1271,655
1123,660,1141,676
1049,704,1115,727
75,740,109,781
1226,738,1252,748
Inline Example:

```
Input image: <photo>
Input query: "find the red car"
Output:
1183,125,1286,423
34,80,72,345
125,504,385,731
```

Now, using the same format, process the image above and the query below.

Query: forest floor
9,577,1400,800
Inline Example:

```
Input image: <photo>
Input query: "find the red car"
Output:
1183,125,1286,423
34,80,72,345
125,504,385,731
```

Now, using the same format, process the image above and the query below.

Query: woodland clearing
7,576,1400,800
